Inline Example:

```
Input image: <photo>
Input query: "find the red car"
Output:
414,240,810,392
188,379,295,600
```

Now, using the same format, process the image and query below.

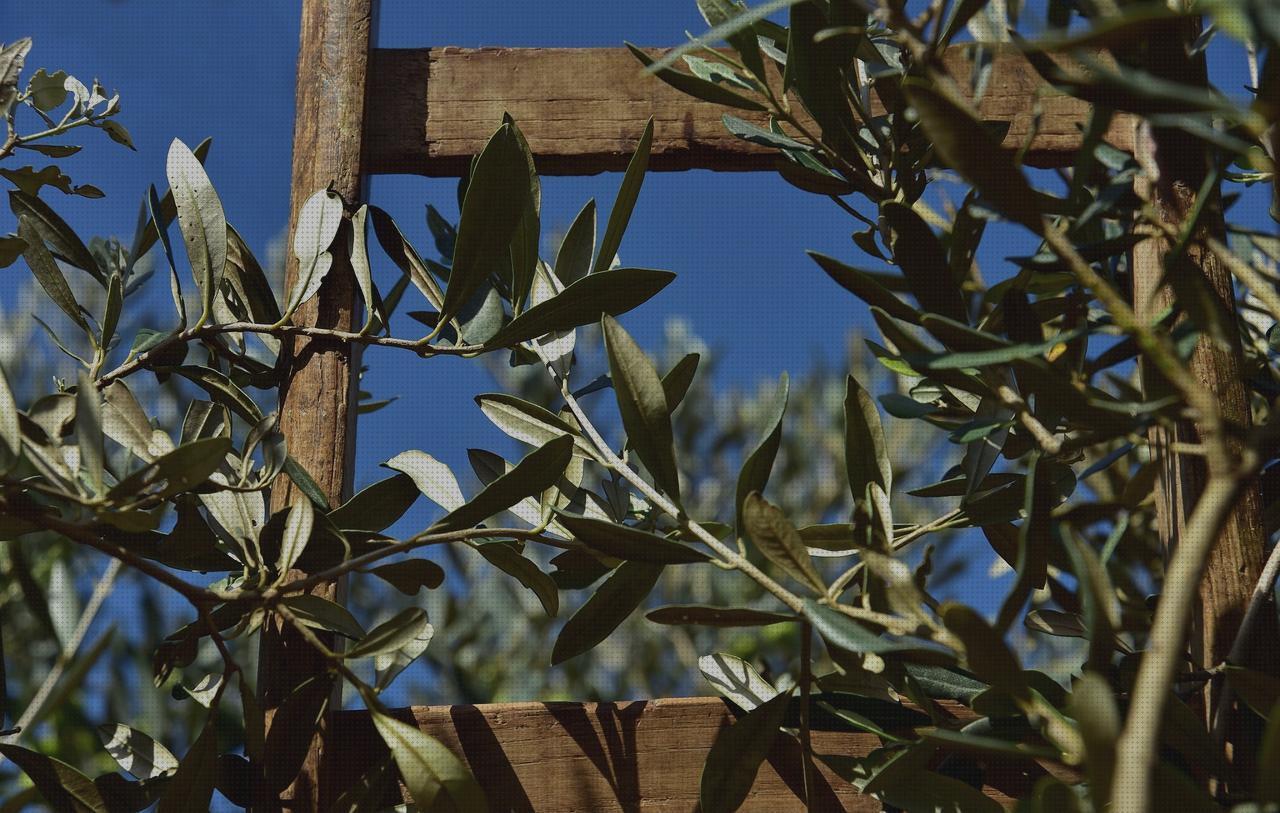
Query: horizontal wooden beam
365,46,1133,177
328,696,1069,811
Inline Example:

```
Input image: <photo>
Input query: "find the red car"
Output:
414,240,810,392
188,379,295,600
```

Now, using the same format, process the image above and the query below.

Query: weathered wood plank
366,46,1134,176
328,696,1065,811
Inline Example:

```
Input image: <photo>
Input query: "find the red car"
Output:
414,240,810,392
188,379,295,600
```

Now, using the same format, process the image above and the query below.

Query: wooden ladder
265,1,1113,809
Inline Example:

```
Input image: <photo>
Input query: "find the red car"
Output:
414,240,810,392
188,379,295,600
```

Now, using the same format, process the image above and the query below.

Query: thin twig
96,321,486,388
0,559,121,759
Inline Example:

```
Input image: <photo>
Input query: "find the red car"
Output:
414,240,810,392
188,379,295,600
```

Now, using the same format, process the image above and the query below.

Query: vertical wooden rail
1131,14,1271,748
254,0,374,809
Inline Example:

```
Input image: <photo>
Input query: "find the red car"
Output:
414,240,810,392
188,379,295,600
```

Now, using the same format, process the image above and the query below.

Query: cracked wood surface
365,46,1133,177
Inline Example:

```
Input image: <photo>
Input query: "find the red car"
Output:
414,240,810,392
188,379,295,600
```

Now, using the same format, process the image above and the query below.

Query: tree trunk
253,0,373,809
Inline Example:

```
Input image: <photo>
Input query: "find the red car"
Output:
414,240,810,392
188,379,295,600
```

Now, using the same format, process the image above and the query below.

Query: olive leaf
845,375,892,504
647,605,795,628
327,472,420,533
595,116,654,273
551,560,663,665
698,652,780,711
365,559,445,595
736,373,789,536
554,198,596,286
699,688,793,813
0,361,22,473
484,267,676,349
432,435,574,533
275,497,314,576
0,744,108,812
603,315,682,503
9,189,101,282
555,512,710,564
742,492,824,594
17,215,90,333
371,710,485,812
283,187,344,318
473,541,560,618
97,724,179,779
166,139,227,326
384,450,466,514
628,44,766,112
442,123,529,330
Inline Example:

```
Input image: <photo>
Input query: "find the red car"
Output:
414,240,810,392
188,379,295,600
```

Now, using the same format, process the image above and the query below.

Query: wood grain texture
1131,19,1273,718
365,46,1134,177
328,696,1066,811
255,0,372,809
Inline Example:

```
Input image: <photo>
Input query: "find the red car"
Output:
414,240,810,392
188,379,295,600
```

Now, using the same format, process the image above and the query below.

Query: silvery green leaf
365,559,445,595
17,215,90,333
433,435,573,534
697,652,778,711
742,492,823,594
349,205,381,334
736,373,788,535
372,712,485,812
528,261,575,377
276,498,314,576
0,361,22,473
347,607,432,661
476,393,594,459
283,187,344,318
844,375,893,503
278,594,366,640
76,373,104,495
602,316,681,502
385,450,465,513
9,188,102,281
97,724,179,779
0,39,32,117
551,560,662,665
166,139,227,326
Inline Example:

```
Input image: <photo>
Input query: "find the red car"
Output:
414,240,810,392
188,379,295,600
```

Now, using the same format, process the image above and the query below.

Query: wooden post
1131,17,1270,727
254,0,373,809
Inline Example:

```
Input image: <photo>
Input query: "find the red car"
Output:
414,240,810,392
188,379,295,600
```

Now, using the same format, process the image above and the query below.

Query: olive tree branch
96,321,487,388
1110,466,1251,813
535,346,911,632
263,527,569,600
0,558,120,757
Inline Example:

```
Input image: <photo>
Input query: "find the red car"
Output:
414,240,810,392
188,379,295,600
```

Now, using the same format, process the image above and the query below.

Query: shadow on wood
328,696,1061,811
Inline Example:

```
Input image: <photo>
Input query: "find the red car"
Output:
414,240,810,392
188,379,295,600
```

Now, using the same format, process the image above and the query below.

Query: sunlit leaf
743,492,823,593
433,435,573,533
595,116,654,273
485,267,676,348
443,123,529,330
371,710,485,812
166,139,227,325
97,724,179,780
603,315,681,502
